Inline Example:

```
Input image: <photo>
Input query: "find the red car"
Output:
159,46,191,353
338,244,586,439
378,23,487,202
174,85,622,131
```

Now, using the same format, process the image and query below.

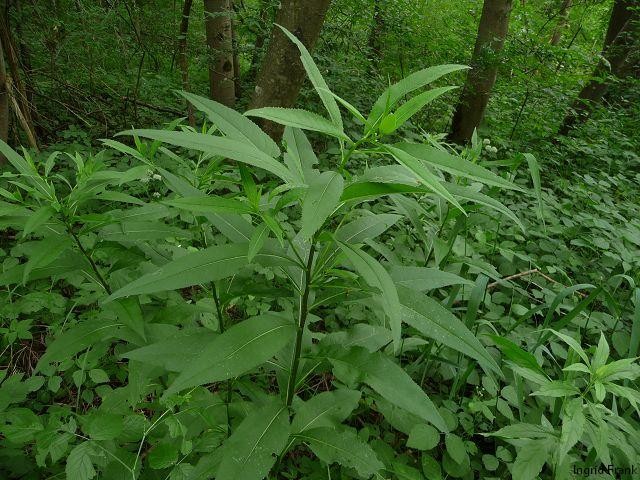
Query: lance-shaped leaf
335,213,401,244
118,129,296,184
163,314,295,397
245,108,349,141
277,25,342,129
217,399,291,480
328,347,448,432
179,91,280,157
399,286,501,377
367,64,468,128
297,427,383,478
283,127,318,183
292,389,361,433
163,195,253,215
395,142,522,191
390,266,473,291
106,243,296,302
383,145,464,213
300,171,344,240
341,181,428,203
339,243,402,353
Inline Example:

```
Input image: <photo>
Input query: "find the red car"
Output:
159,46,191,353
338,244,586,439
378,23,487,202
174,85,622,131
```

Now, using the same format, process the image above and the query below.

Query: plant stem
212,281,233,436
68,227,112,295
285,243,315,407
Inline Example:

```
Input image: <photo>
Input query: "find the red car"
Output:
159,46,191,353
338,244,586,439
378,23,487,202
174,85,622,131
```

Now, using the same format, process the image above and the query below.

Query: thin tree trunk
231,2,241,100
178,0,195,126
559,0,637,135
0,33,9,164
448,0,513,144
550,0,572,46
249,0,332,140
368,0,384,63
204,0,236,106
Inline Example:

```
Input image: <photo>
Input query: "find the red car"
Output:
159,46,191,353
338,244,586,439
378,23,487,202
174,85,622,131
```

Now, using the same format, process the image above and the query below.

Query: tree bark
368,0,385,62
204,0,236,107
178,0,195,126
231,2,241,100
249,0,332,140
246,0,270,84
0,33,9,164
448,0,513,144
559,0,638,135
550,0,572,46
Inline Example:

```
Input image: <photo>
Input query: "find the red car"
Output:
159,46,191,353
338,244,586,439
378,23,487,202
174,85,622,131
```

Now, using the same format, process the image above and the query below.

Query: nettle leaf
399,286,501,377
367,64,468,129
216,399,290,480
300,171,344,240
396,142,522,191
390,266,473,291
120,129,296,184
163,314,295,398
22,235,71,285
339,243,402,353
383,145,464,213
65,442,97,480
335,213,402,244
106,243,296,301
163,195,253,215
245,107,349,141
297,427,383,478
292,389,361,433
511,438,552,480
277,25,342,129
179,91,281,157
328,347,448,432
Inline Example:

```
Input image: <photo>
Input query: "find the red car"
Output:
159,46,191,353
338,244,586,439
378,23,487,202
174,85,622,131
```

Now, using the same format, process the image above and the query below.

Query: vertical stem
68,227,112,295
211,281,233,436
285,243,315,407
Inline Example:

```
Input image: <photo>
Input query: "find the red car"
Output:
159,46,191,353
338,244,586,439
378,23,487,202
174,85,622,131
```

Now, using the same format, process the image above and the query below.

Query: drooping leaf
511,439,550,480
163,195,253,215
336,213,401,244
399,286,501,377
216,399,290,480
245,108,348,140
163,314,295,397
298,427,383,478
328,347,448,432
292,389,361,433
283,127,319,183
300,171,344,240
389,266,473,291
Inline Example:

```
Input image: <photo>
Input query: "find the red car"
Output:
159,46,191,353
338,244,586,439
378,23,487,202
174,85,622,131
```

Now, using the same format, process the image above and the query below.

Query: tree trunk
246,0,270,84
231,1,241,100
448,0,513,144
559,0,637,135
178,0,195,126
249,0,332,140
0,33,9,164
204,0,236,107
550,0,572,46
368,0,384,62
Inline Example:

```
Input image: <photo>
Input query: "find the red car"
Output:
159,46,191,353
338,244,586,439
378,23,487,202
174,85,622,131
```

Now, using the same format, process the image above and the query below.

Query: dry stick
486,267,587,298
5,77,38,151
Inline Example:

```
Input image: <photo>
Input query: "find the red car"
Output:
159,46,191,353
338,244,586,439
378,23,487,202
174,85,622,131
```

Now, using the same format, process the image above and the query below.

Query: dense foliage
0,1,639,479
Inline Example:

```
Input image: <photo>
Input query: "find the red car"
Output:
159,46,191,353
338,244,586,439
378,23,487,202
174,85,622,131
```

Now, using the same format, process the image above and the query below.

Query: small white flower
141,177,150,184
485,145,492,152
483,138,491,145
152,192,161,198
491,146,498,154
152,174,162,181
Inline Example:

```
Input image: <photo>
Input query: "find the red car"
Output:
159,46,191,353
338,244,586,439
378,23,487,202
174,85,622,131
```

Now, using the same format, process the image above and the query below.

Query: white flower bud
485,145,492,152
491,146,498,153
152,174,162,181
483,138,491,145
152,192,161,198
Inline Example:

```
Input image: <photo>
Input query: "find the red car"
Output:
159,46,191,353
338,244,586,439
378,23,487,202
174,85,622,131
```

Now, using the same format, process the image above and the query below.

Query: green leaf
245,108,348,140
66,442,96,480
339,243,402,353
531,380,580,397
298,427,383,478
164,314,295,397
292,389,361,433
216,399,290,480
22,235,71,285
559,398,584,464
399,286,501,377
341,181,428,203
110,298,146,343
300,171,344,240
149,443,179,469
163,196,253,215
511,439,550,480
488,335,546,376
119,129,296,184
407,424,440,451
22,205,56,238
248,222,270,263
396,142,522,191
445,433,468,465
389,266,473,291
335,213,402,244
592,333,610,370
383,145,465,213
83,413,123,441
277,26,342,130
283,127,318,183
328,347,448,432
380,86,458,134
367,64,468,128
421,454,442,480
179,91,280,157
442,182,525,231
523,153,544,223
